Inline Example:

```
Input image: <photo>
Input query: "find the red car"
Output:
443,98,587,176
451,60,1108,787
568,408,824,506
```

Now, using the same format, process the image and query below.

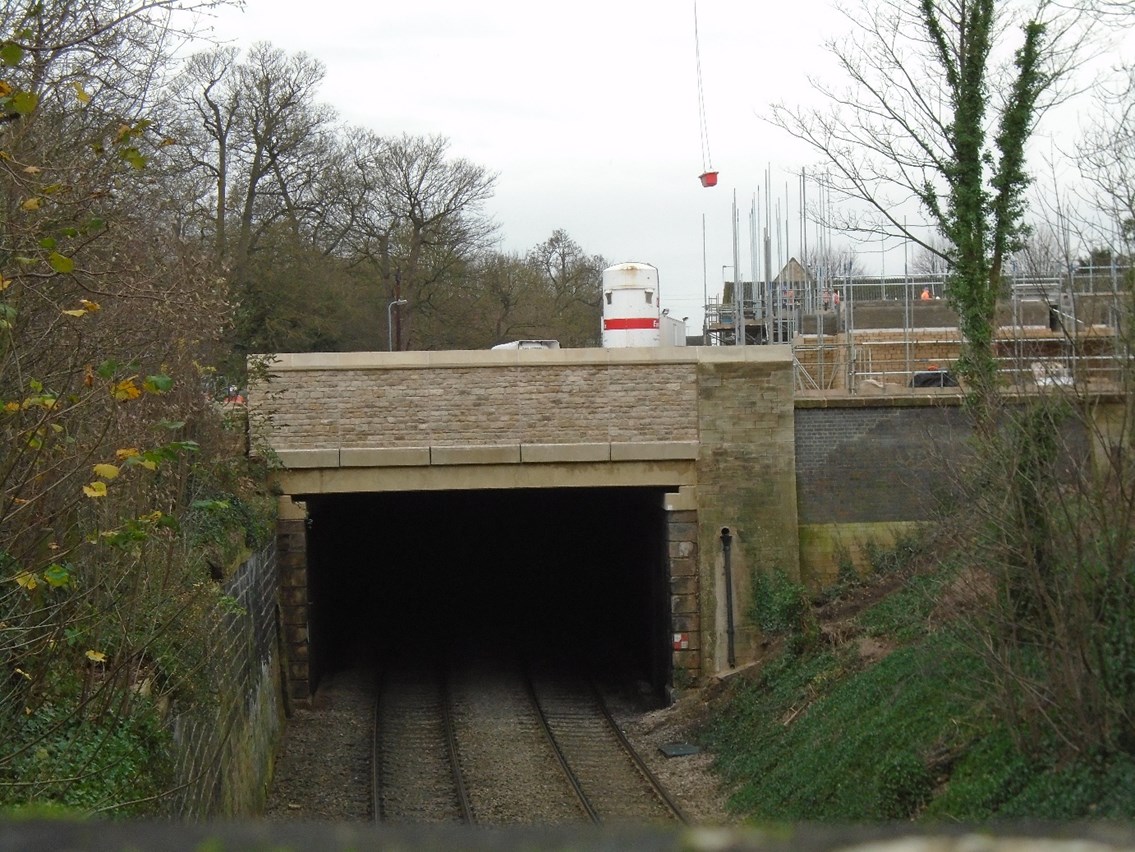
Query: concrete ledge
430,445,521,465
272,459,696,494
521,443,611,463
340,447,430,467
664,486,698,511
794,393,965,409
611,441,699,461
252,345,764,372
275,448,340,469
277,496,308,520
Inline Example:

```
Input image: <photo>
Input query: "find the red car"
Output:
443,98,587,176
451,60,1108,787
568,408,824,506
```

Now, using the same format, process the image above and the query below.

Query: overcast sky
195,1,1127,333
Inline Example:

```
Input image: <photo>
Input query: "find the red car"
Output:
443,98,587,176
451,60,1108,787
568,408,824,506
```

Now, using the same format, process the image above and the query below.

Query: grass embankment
703,553,1135,821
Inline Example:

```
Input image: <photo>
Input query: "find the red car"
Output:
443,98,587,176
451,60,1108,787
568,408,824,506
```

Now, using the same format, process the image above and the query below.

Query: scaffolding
704,267,1133,395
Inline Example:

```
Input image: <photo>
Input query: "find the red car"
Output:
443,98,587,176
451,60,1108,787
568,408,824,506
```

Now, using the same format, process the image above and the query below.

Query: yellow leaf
14,572,38,591
61,309,86,317
72,81,90,104
79,299,100,312
0,82,10,98
82,481,107,498
115,448,140,460
92,463,119,480
21,197,40,211
85,650,107,663
0,276,10,290
111,378,141,401
4,401,19,413
21,164,39,174
139,459,157,471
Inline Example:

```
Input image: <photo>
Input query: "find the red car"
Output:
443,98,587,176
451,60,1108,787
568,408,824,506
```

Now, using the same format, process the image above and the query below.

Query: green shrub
0,700,171,816
750,569,811,635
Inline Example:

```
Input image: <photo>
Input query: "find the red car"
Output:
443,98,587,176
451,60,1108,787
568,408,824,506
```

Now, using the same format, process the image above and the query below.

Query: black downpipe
720,527,736,669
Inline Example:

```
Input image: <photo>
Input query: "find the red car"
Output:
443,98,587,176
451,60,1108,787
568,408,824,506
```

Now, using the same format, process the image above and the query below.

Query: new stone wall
168,547,284,818
252,350,699,452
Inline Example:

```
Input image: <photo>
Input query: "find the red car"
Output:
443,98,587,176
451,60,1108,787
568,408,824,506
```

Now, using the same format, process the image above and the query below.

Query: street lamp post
387,299,407,351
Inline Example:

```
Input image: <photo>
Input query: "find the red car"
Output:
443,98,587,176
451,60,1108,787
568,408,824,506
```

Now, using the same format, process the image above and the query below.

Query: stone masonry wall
168,546,284,818
666,508,699,683
252,351,699,451
251,348,801,684
695,349,799,676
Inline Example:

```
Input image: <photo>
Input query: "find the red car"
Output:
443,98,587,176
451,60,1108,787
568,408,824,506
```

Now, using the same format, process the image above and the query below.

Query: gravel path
264,668,375,821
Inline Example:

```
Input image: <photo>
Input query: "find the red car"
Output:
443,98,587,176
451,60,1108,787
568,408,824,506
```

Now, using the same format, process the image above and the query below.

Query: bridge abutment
276,496,311,706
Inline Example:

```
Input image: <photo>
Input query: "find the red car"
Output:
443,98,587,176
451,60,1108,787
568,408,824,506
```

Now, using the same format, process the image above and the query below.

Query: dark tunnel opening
301,486,674,703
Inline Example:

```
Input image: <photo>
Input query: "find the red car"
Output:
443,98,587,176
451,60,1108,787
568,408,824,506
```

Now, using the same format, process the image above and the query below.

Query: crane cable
694,2,714,175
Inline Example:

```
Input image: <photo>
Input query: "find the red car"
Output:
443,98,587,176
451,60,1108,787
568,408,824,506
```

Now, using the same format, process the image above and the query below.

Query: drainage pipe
720,527,736,669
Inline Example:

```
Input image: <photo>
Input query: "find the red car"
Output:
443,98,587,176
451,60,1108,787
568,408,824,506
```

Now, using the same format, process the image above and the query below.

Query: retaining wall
168,547,284,818
793,397,970,586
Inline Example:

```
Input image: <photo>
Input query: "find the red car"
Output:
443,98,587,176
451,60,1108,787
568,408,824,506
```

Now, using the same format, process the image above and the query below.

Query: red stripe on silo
603,317,660,330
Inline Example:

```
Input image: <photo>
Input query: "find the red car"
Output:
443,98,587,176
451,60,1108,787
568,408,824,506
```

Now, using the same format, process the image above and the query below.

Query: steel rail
371,662,473,825
440,667,474,823
589,679,689,824
522,667,602,824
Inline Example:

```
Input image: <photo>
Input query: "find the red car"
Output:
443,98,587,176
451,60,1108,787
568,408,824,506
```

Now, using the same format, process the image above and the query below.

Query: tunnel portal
301,486,674,698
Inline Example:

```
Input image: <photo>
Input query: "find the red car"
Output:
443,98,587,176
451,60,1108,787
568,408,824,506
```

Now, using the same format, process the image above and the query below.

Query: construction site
703,260,1133,395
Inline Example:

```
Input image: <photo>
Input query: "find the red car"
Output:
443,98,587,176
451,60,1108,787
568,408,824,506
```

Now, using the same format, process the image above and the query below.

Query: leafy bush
750,569,812,635
1,700,171,815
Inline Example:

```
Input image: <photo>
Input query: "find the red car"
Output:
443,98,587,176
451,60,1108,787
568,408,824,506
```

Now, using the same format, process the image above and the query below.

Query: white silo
601,262,661,348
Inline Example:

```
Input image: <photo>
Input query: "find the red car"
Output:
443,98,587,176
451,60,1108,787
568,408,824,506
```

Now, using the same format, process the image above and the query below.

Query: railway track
371,662,470,824
371,653,686,827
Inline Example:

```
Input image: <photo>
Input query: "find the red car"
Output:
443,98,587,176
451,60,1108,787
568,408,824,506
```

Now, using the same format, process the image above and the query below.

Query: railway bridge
248,346,799,705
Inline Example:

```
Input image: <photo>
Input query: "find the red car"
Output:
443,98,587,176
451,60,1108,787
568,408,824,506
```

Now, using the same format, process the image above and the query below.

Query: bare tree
801,244,867,280
369,134,498,350
770,0,1098,398
1078,63,1135,257
525,229,605,347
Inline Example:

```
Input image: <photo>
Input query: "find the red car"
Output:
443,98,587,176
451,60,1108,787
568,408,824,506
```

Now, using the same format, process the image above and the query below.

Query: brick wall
167,547,284,818
276,515,310,705
792,398,972,587
794,399,972,525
